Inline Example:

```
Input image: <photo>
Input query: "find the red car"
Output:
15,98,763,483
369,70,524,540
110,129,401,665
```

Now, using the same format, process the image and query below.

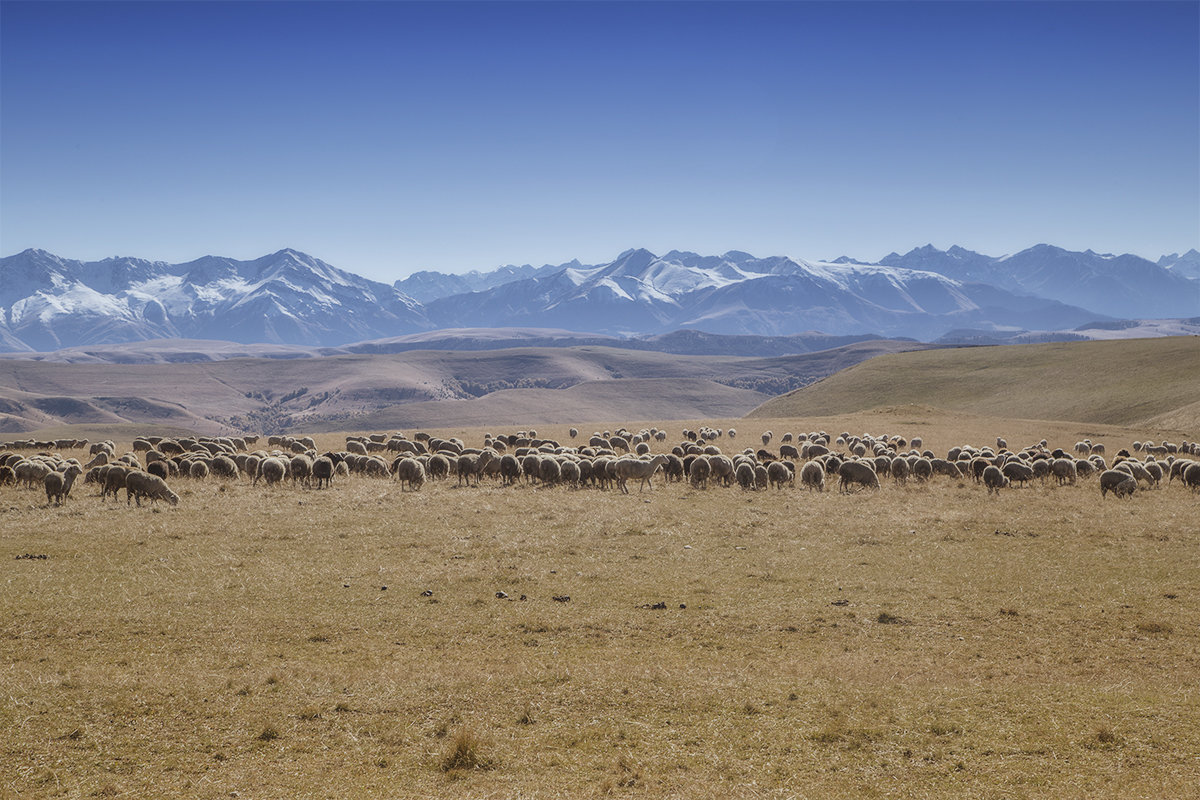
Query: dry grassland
3,415,1198,798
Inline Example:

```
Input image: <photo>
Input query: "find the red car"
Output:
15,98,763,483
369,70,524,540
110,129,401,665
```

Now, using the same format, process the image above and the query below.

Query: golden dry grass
2,417,1198,798
750,337,1200,430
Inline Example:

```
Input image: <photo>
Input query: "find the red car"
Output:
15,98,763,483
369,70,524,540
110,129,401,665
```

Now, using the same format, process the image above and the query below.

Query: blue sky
2,1,1197,281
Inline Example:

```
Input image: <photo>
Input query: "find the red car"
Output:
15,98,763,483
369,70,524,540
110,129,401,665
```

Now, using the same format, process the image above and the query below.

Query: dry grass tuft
1136,620,1173,635
439,729,494,772
256,725,281,742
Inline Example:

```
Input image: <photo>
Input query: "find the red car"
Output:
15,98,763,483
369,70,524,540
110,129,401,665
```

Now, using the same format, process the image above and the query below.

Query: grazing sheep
890,456,910,485
1002,462,1034,487
1115,460,1152,486
211,454,239,479
43,465,83,506
779,444,800,461
257,457,287,487
393,457,426,491
612,454,669,494
147,460,168,480
364,456,390,479
1099,469,1137,498
754,464,769,490
0,465,14,486
425,454,450,481
1182,463,1200,492
982,465,1009,495
688,456,711,489
538,456,562,486
761,431,772,446
559,458,581,487
1050,458,1077,486
497,454,523,485
767,460,792,489
125,471,180,507
837,460,879,493
800,461,825,492
931,458,963,479
735,462,756,490
189,460,210,480
291,454,316,485
312,456,335,488
911,458,933,482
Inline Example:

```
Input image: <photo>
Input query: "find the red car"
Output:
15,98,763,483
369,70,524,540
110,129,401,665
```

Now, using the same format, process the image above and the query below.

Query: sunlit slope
749,337,1200,428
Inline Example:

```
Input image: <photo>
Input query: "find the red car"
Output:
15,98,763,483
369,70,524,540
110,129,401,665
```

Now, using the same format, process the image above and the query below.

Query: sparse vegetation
1,411,1198,797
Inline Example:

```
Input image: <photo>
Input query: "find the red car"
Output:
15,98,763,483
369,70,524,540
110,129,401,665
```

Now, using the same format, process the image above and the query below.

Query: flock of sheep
2,426,1199,508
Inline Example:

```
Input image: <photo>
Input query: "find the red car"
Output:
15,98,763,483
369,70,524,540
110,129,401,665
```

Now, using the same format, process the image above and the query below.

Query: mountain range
2,244,1196,353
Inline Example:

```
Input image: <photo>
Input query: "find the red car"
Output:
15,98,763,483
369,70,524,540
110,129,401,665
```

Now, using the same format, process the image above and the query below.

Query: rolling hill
0,340,930,435
748,336,1200,431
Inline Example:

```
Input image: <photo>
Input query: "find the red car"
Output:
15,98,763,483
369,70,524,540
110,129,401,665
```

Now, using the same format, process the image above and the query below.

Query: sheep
779,444,800,461
1183,463,1200,492
767,460,792,489
931,458,963,479
0,465,15,486
612,454,669,494
735,462,756,490
291,454,315,485
761,431,773,446
538,456,562,486
211,454,239,479
727,428,737,440
708,455,735,487
911,458,933,482
1050,458,1077,486
688,456,711,489
393,457,426,491
982,465,1009,495
189,460,210,480
43,465,83,506
559,458,581,488
890,456,910,485
800,461,825,492
125,471,180,507
257,457,287,487
1099,469,1137,498
1002,462,1034,487
312,456,335,488
837,460,880,493
364,456,391,479
1114,460,1152,486
754,464,769,490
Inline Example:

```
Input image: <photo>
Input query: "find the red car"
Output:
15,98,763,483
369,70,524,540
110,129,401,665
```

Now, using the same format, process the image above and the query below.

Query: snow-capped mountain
0,248,428,351
2,243,1192,353
424,248,1102,339
879,244,1199,318
1159,249,1200,282
394,262,569,303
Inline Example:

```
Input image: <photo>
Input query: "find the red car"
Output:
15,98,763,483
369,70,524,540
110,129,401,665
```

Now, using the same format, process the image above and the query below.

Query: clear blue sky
2,1,1197,281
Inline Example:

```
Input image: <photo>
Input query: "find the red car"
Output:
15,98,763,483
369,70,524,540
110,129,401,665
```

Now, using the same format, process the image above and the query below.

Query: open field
3,413,1198,799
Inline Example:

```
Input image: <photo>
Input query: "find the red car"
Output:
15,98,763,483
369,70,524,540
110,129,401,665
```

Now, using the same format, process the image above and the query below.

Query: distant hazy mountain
2,242,1192,353
879,244,1199,318
423,248,1103,339
1159,249,1200,281
394,262,571,302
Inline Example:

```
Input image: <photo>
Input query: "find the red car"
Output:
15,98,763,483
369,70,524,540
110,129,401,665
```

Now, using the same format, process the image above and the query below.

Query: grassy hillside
749,337,1200,431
